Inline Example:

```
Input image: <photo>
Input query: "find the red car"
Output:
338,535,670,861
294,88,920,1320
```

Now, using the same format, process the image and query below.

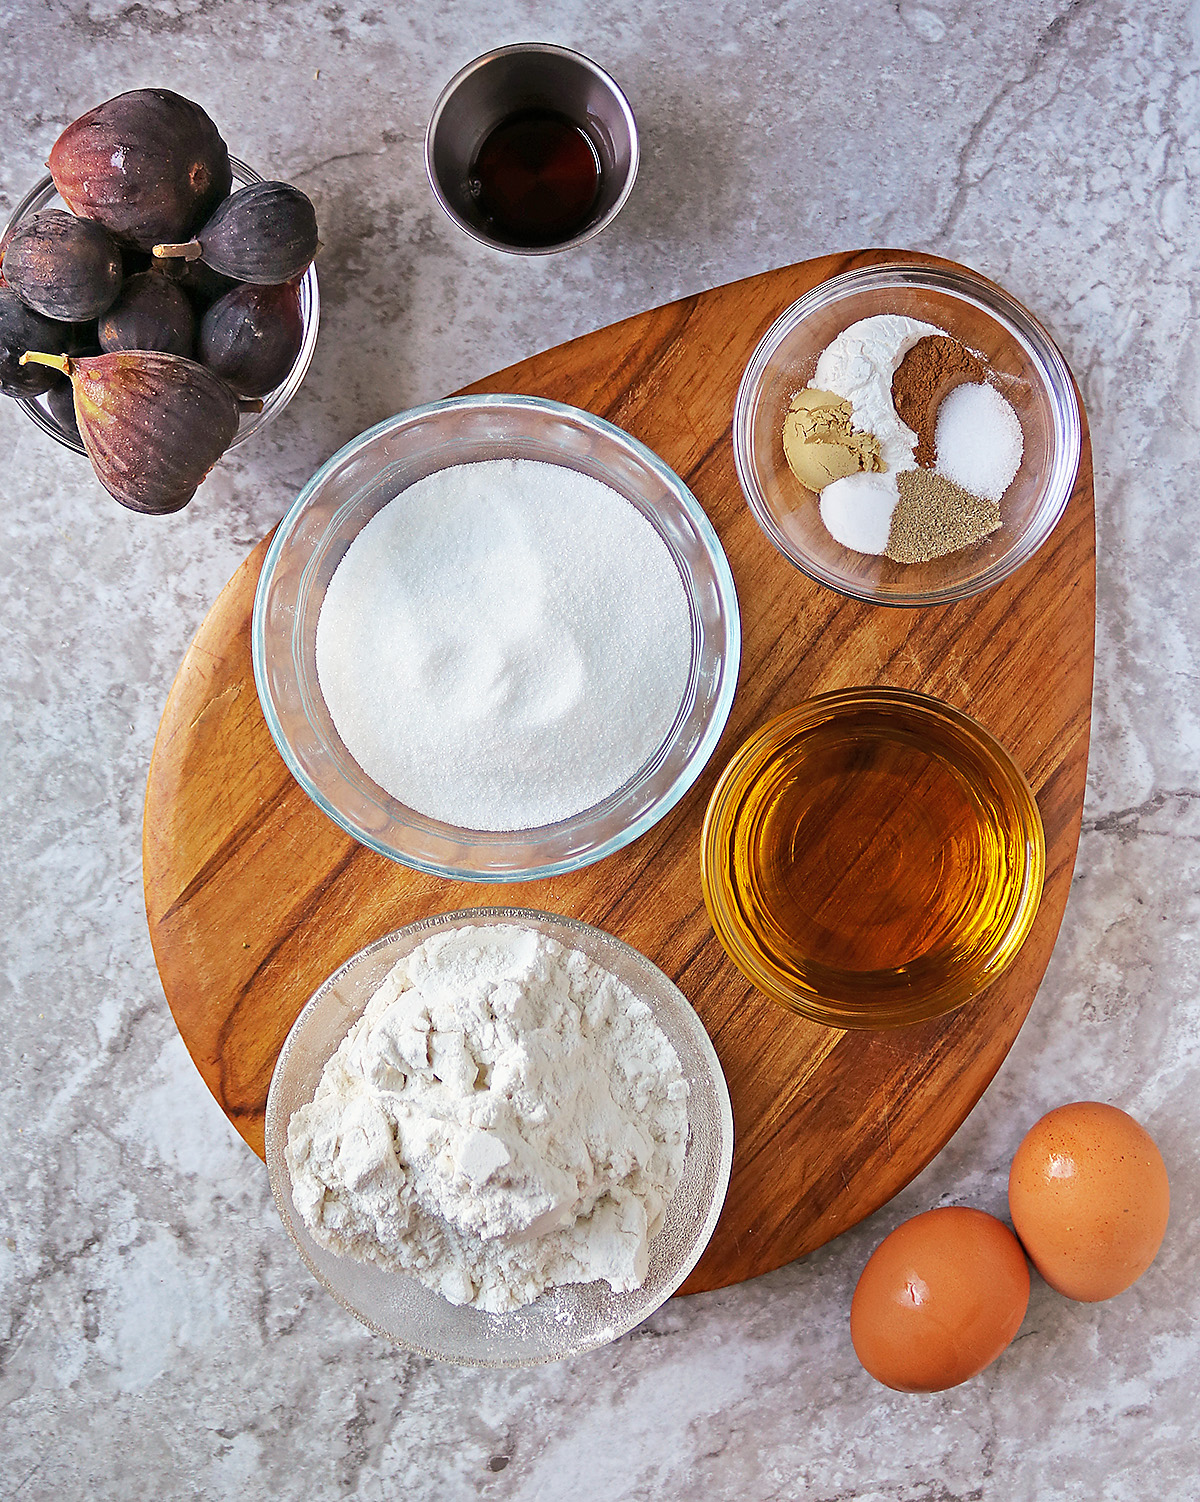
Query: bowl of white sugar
733,262,1082,607
252,394,740,879
264,908,734,1365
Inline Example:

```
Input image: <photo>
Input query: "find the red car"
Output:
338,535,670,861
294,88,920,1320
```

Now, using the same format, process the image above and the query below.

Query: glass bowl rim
732,260,1082,608
251,392,742,882
264,904,735,1366
3,159,321,454
700,684,1047,1027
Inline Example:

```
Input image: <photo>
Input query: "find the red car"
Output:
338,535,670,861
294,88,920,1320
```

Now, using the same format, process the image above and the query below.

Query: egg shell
850,1206,1030,1393
1008,1101,1169,1302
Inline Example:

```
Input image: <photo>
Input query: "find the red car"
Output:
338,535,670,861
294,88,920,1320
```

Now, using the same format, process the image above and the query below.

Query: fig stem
152,241,203,262
19,350,71,375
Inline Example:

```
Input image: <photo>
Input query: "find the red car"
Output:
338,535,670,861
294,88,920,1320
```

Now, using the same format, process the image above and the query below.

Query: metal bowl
425,43,639,254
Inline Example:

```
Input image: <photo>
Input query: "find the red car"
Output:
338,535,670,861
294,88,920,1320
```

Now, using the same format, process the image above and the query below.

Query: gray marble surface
1,2,1196,1498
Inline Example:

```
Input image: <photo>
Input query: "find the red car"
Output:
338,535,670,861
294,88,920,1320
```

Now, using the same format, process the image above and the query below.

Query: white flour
286,924,690,1313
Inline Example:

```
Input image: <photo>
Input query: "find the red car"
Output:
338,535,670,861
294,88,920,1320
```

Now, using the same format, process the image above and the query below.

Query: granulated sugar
934,382,1023,502
315,459,692,831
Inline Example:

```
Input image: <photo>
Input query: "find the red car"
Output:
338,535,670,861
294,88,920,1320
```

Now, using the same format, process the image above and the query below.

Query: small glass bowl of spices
252,395,740,882
733,261,1081,607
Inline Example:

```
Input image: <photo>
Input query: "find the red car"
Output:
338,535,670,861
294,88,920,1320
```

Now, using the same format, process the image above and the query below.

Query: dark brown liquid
469,110,602,247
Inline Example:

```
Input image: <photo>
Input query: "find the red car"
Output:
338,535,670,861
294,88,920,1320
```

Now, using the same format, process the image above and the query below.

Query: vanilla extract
468,109,602,247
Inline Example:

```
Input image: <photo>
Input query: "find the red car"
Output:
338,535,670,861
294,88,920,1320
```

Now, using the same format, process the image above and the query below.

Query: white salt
315,458,692,831
818,471,900,556
934,382,1023,502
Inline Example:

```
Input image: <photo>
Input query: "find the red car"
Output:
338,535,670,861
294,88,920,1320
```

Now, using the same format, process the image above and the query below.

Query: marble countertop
2,2,1196,1497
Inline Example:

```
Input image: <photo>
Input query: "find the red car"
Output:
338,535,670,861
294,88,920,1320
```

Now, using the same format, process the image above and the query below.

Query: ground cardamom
887,469,1001,563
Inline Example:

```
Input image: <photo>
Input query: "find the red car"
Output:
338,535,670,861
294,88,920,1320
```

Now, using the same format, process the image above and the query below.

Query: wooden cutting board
143,249,1094,1295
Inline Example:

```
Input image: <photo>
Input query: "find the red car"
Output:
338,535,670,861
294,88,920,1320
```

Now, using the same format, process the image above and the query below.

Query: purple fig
99,272,195,357
2,209,123,321
20,348,239,513
0,286,75,397
48,89,232,251
47,375,80,438
198,280,303,397
154,181,317,284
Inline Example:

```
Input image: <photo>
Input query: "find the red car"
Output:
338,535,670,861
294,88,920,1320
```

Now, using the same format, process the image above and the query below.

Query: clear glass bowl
700,688,1046,1028
264,908,734,1366
733,263,1081,607
1,158,320,453
252,394,741,881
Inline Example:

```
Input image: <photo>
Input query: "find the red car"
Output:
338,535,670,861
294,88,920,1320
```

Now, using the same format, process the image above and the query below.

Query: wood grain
143,249,1095,1294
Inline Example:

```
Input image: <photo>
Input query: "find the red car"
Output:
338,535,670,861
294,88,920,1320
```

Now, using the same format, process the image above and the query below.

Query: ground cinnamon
892,335,988,467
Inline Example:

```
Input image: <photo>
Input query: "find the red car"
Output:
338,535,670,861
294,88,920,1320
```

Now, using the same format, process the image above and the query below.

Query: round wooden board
143,249,1094,1295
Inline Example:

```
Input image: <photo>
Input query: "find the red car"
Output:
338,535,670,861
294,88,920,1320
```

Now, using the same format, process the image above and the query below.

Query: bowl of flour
264,908,734,1366
252,394,740,880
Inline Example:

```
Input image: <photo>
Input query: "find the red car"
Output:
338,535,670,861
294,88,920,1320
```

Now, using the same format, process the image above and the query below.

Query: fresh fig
99,272,195,357
0,286,75,396
20,349,239,513
48,89,232,251
47,375,80,438
159,255,238,311
154,182,317,284
198,280,303,397
2,209,123,321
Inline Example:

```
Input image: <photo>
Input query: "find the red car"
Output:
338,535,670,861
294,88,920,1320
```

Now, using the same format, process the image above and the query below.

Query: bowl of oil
700,688,1045,1028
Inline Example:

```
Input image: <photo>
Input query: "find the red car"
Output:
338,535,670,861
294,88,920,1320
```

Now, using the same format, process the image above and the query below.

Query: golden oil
701,690,1045,1027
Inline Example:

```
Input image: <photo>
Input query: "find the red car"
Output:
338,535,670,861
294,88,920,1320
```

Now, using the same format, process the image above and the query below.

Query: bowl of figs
0,88,320,514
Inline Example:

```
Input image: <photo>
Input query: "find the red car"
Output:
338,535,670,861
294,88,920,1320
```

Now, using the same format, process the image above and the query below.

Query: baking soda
315,459,692,831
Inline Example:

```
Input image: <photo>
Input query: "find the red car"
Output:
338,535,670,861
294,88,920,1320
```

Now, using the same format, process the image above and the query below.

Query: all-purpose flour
314,458,693,832
286,924,690,1313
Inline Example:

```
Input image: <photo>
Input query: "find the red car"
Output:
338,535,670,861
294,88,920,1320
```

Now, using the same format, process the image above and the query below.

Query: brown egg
1008,1101,1169,1301
850,1207,1030,1392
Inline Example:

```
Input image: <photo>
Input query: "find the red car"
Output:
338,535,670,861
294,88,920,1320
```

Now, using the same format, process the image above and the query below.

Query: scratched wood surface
143,249,1095,1294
